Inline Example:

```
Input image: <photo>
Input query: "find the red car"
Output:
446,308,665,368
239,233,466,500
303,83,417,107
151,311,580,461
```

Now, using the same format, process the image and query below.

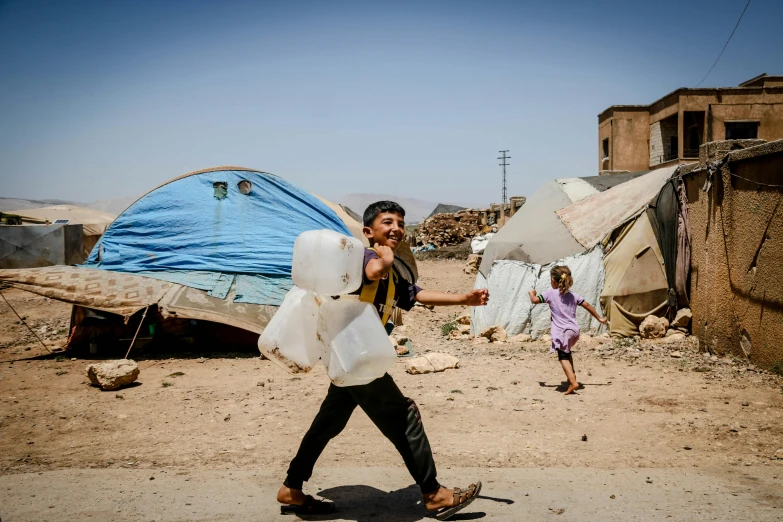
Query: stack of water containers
258,230,397,386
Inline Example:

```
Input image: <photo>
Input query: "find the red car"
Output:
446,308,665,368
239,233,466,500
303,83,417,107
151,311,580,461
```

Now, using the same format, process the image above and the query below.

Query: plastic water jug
258,287,322,373
292,230,364,295
317,297,396,385
326,349,377,387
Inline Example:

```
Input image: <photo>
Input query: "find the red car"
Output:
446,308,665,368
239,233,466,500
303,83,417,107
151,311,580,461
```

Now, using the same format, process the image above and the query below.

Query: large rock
456,313,471,325
671,308,692,329
86,360,139,391
508,333,532,343
639,316,669,339
479,325,507,343
405,353,460,374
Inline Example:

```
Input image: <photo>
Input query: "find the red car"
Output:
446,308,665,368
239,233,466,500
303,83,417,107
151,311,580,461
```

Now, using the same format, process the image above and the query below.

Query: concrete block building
598,73,783,172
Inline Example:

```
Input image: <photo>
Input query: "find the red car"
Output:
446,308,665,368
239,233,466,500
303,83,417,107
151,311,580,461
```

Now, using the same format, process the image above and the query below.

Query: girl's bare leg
560,357,579,395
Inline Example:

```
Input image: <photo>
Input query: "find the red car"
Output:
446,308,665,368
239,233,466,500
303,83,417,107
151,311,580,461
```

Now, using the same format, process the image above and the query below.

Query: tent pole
124,306,149,360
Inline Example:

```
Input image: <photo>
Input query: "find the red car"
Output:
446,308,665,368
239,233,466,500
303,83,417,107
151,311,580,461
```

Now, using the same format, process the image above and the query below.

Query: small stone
479,325,508,343
581,434,588,442
456,314,471,325
684,446,692,450
224,414,231,421
540,334,552,343
610,494,616,499
405,353,459,374
670,351,683,358
395,345,410,356
671,308,692,329
149,476,155,481
508,333,532,343
640,316,669,339
741,402,749,407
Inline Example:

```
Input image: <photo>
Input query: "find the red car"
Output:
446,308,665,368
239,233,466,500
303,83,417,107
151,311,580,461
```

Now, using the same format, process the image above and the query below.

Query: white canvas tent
474,167,678,338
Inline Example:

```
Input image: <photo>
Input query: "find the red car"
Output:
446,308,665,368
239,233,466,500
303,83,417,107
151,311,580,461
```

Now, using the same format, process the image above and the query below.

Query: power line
498,150,510,205
696,0,752,87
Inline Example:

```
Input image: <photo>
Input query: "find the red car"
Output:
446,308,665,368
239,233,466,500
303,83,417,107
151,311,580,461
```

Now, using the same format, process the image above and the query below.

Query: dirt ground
2,259,783,518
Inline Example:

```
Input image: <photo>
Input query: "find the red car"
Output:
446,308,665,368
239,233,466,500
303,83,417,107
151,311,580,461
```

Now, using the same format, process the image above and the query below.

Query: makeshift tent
0,167,417,341
427,203,468,219
474,167,679,338
13,205,116,259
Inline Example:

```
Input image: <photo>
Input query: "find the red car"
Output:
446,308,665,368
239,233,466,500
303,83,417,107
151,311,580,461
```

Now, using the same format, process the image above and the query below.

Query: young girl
528,265,607,395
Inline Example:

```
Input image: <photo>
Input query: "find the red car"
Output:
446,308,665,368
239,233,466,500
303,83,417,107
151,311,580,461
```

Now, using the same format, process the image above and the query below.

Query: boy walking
277,201,489,520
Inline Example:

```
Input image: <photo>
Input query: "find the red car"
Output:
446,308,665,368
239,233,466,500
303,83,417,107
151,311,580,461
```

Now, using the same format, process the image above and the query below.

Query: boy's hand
464,289,489,306
598,317,609,325
375,245,395,269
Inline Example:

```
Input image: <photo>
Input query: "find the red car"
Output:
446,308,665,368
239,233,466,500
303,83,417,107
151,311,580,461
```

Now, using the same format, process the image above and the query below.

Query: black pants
284,373,440,494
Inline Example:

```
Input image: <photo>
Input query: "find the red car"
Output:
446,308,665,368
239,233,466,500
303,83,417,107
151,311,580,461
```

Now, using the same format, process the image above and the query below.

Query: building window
725,121,759,140
683,111,705,158
602,138,609,159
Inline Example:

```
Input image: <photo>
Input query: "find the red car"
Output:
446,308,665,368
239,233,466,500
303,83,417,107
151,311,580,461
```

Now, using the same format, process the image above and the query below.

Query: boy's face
363,211,405,251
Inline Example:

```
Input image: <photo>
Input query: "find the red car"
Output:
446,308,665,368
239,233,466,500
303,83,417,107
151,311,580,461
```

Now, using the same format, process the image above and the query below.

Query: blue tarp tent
83,167,352,306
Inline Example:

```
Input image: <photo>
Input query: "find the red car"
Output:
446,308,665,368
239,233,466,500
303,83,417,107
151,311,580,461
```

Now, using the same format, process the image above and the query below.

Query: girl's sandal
429,480,482,521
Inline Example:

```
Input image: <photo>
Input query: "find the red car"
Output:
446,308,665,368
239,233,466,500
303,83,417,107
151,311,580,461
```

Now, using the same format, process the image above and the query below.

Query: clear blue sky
1,0,781,207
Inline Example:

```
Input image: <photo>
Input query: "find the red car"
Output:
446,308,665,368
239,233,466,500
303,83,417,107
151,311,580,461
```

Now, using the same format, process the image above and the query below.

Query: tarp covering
579,171,649,192
556,166,678,249
84,169,351,276
479,180,584,275
647,178,680,316
556,178,599,203
472,246,606,338
675,177,692,306
600,212,668,337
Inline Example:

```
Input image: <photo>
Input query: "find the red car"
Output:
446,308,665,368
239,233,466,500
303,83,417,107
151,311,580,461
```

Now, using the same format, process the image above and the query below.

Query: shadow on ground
291,484,492,521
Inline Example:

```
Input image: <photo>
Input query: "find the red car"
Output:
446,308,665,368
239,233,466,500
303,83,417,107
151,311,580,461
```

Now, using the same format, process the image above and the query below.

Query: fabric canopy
556,166,677,249
600,212,668,336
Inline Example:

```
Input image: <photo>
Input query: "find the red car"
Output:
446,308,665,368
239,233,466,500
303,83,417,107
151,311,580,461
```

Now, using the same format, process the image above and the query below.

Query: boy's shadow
294,484,505,521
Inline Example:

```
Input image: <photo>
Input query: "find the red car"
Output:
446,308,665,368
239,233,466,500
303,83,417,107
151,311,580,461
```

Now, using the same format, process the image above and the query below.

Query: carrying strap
360,248,397,325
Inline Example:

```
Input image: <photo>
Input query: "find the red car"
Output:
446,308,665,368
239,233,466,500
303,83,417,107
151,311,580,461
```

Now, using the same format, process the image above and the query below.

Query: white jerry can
292,230,365,295
317,296,396,386
258,286,322,373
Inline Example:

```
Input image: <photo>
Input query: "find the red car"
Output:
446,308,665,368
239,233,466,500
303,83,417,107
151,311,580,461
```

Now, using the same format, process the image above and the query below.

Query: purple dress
541,289,584,354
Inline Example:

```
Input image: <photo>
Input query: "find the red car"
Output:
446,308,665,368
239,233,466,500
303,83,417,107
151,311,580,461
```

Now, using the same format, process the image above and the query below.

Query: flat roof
598,73,783,118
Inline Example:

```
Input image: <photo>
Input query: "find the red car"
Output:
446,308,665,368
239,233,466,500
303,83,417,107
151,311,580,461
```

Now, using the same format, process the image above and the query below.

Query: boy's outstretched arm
580,301,608,325
415,288,489,307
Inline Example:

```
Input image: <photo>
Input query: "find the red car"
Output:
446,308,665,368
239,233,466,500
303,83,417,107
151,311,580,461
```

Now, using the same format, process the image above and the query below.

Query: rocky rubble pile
415,212,482,248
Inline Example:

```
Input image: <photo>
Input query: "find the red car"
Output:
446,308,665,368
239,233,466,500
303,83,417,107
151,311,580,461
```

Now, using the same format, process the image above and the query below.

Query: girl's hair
550,265,573,295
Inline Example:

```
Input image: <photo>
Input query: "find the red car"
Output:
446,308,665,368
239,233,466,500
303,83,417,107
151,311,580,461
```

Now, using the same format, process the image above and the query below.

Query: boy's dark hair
363,201,406,226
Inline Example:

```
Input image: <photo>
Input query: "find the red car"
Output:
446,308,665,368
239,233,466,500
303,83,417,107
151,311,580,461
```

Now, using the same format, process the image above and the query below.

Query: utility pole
498,150,510,205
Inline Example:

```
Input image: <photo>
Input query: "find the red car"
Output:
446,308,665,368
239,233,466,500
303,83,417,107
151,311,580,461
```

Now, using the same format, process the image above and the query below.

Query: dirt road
1,260,783,520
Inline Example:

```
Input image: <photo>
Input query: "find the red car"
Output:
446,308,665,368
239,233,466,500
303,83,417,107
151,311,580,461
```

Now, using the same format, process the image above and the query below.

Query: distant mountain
337,194,442,224
0,198,84,212
0,196,138,217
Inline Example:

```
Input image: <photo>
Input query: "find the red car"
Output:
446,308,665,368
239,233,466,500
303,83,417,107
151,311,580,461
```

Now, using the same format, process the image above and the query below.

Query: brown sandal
430,480,482,520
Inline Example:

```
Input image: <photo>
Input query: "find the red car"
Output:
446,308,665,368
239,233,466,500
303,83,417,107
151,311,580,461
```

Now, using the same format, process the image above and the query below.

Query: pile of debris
415,211,483,248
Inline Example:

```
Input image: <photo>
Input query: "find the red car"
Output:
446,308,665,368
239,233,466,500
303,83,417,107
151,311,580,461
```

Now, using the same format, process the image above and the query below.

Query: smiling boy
277,201,489,520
